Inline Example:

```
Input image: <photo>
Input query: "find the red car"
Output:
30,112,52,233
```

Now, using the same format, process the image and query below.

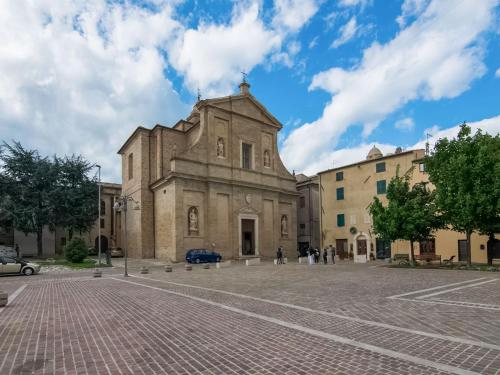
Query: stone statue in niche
263,150,270,167
217,137,225,157
281,215,288,237
188,207,199,234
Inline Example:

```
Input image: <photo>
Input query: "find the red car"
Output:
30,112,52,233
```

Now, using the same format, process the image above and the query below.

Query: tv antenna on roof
197,87,201,102
241,70,248,83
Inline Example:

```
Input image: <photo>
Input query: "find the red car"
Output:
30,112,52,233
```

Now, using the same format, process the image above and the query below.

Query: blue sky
0,0,499,181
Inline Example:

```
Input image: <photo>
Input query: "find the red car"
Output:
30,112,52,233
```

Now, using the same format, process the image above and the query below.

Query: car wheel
23,267,34,276
195,258,200,264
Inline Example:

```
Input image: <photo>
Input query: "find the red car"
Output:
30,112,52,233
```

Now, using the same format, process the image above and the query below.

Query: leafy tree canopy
0,141,98,255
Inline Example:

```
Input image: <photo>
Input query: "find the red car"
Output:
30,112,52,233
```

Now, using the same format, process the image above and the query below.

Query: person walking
308,247,314,265
323,248,328,264
329,244,335,264
314,248,320,264
277,246,284,264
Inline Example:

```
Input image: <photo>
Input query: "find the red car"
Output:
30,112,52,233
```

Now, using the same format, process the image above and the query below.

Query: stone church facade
118,82,297,261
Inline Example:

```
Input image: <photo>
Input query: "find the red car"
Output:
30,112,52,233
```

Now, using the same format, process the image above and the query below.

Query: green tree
0,142,99,256
369,171,442,264
64,237,88,263
0,142,58,256
50,155,98,241
425,123,500,266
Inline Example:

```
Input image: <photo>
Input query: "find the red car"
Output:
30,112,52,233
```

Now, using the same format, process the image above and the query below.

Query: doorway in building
241,219,255,256
336,239,348,259
376,239,391,259
458,240,468,262
357,238,367,255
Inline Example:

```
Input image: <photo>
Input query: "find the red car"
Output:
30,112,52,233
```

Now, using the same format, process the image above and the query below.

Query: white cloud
331,17,358,48
395,117,415,131
303,115,500,176
397,0,431,28
309,36,319,49
338,0,372,8
169,0,319,96
0,0,188,182
273,0,319,34
496,67,500,77
282,0,496,173
168,2,281,96
413,115,500,150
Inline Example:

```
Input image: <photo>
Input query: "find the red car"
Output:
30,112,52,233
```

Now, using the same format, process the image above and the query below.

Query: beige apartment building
117,81,297,261
319,146,496,264
296,174,320,253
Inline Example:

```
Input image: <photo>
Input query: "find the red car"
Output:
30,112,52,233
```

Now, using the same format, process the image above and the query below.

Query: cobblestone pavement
0,260,499,374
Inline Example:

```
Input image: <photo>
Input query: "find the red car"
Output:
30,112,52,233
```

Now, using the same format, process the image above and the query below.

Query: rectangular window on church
242,143,252,169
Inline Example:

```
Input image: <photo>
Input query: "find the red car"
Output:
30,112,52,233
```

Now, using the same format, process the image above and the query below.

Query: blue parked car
185,249,222,264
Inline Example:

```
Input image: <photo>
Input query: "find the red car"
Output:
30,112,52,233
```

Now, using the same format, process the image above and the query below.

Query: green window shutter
376,180,387,194
336,187,344,200
337,214,345,227
336,171,343,181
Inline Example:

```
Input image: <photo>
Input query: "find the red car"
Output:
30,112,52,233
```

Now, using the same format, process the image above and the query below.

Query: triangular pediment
202,94,282,129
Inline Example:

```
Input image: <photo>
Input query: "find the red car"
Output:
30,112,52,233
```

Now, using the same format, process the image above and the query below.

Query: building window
376,162,386,173
100,200,106,215
419,239,435,253
60,237,66,246
128,153,134,180
299,224,306,236
336,171,344,181
100,219,105,229
242,143,252,169
419,162,425,172
336,187,344,200
376,180,386,194
299,196,305,208
337,214,345,227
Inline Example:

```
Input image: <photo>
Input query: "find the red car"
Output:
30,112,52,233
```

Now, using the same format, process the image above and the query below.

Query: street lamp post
114,196,140,277
95,164,102,266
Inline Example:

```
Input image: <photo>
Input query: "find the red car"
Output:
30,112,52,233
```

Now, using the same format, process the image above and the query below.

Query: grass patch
36,258,111,269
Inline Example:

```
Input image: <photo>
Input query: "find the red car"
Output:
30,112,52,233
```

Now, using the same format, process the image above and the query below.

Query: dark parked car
185,249,222,264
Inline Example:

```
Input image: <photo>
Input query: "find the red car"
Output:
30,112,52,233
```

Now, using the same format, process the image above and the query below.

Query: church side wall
154,182,176,261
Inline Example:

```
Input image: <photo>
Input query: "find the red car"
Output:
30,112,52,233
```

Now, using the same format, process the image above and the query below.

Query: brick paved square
1,261,499,374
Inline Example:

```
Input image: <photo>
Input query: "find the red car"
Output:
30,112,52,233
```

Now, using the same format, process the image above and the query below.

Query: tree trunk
37,225,43,257
466,230,472,266
409,241,415,265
